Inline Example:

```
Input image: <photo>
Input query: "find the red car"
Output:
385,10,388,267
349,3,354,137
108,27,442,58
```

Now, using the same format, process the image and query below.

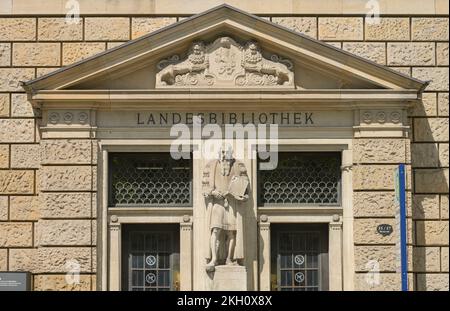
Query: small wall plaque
0,272,31,291
377,224,393,237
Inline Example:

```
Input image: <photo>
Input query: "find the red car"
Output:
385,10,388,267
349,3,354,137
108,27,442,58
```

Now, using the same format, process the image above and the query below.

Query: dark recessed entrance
270,224,329,291
121,224,180,291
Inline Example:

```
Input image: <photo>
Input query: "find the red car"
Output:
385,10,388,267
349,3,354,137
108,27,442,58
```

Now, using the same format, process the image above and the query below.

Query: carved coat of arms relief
156,36,294,87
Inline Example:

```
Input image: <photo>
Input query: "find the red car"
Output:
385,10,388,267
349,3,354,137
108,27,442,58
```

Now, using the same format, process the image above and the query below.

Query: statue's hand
211,190,224,200
235,194,249,202
203,192,211,198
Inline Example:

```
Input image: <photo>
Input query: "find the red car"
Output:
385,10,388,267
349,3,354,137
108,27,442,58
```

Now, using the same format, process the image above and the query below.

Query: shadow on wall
410,93,449,291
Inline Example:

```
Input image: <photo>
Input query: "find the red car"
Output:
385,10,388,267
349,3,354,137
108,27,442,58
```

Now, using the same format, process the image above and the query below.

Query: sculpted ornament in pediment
156,37,294,87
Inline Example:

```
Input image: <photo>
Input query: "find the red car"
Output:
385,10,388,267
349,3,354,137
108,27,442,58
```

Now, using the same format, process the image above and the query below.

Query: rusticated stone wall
0,2,448,291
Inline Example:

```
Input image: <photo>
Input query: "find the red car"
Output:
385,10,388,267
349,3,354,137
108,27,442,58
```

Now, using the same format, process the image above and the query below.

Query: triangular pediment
22,4,425,95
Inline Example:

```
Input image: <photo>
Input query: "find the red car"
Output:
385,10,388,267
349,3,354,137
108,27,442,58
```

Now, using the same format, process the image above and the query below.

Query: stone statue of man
202,145,249,272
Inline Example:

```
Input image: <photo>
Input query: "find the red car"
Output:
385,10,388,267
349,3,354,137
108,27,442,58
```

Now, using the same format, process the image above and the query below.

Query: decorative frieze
156,37,294,87
360,110,403,125
46,110,90,126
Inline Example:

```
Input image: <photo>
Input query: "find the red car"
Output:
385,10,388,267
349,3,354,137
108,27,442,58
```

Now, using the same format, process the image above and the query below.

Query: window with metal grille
258,152,341,206
109,153,192,207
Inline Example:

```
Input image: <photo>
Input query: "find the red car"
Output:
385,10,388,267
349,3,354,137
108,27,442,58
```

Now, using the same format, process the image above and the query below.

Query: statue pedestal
208,265,247,291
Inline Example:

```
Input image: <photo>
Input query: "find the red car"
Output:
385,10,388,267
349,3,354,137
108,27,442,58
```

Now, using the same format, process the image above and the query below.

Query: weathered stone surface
0,223,32,247
37,220,92,246
92,166,97,191
85,18,129,41
10,195,40,221
0,119,34,143
91,275,96,290
439,144,449,167
441,195,449,219
354,218,397,244
365,18,409,41
441,247,449,272
37,67,59,78
0,144,8,168
411,93,437,116
0,195,7,220
414,118,449,142
0,43,10,66
12,43,60,66
355,246,396,272
91,247,96,273
0,18,36,41
41,192,91,218
0,170,34,194
91,141,98,165
9,247,92,273
38,17,83,41
354,139,406,163
91,220,97,246
0,93,9,117
411,143,439,167
412,247,441,272
389,67,410,76
438,93,449,116
107,42,126,49
272,17,317,38
354,273,403,291
131,17,176,39
412,195,440,219
325,42,341,48
62,42,106,66
353,165,399,190
416,221,449,245
387,43,435,66
412,67,449,91
0,68,35,92
343,42,385,64
437,43,449,66
41,139,92,164
41,166,92,191
11,93,34,117
0,248,6,270
353,192,396,217
91,192,97,218
416,274,449,291
412,18,449,41
318,17,363,40
415,169,449,194
34,274,91,291
11,144,40,168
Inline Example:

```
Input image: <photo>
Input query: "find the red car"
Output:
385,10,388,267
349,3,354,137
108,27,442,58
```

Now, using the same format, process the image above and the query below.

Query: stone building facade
0,0,448,291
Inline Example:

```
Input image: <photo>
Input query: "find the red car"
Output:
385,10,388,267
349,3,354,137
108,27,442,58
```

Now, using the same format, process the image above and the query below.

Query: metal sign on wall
0,272,31,291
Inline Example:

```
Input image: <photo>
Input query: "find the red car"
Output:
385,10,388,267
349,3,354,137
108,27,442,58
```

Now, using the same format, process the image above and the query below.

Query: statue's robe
203,159,249,262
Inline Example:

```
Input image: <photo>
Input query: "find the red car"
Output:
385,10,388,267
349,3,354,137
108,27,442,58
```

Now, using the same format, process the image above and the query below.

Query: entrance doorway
121,224,180,291
270,224,329,291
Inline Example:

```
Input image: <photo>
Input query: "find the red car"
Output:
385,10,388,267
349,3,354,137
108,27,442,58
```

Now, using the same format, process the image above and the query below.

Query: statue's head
218,143,234,176
191,42,205,55
244,41,262,64
188,42,206,64
248,42,259,55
